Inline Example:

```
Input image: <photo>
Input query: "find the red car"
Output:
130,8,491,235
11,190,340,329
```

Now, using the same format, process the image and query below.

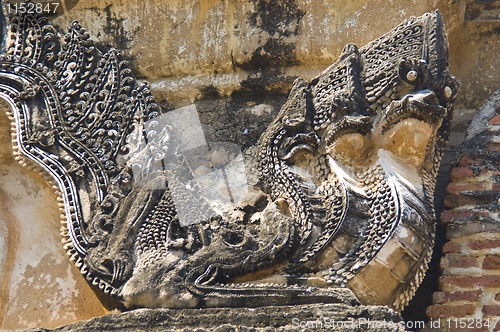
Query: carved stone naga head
0,10,457,312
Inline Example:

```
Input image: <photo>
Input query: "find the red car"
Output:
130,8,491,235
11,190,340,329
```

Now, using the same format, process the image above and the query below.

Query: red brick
459,155,484,166
469,239,500,251
488,143,500,152
484,305,500,316
447,221,500,239
489,115,500,125
447,182,488,195
432,290,482,304
450,167,475,181
444,194,496,209
441,255,478,269
441,210,488,226
483,255,500,270
426,304,476,319
452,256,478,268
443,241,462,254
439,275,500,288
441,210,474,224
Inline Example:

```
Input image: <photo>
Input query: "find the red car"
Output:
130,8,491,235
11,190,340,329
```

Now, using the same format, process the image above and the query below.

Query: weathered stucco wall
0,105,107,329
1,0,500,330
41,0,500,109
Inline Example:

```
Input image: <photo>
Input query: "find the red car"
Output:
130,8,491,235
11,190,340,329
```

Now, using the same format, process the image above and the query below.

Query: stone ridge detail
0,10,457,313
427,89,500,330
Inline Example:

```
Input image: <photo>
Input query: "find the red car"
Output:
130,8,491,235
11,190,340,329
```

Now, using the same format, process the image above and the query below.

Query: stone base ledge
15,304,406,332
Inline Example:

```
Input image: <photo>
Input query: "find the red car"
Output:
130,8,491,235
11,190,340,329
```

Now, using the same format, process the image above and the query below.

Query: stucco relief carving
0,10,458,312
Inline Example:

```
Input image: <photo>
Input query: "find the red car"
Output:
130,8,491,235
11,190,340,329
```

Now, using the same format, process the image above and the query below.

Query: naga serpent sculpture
0,10,458,311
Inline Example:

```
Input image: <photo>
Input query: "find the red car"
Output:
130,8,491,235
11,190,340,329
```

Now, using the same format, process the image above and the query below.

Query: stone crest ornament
0,10,458,312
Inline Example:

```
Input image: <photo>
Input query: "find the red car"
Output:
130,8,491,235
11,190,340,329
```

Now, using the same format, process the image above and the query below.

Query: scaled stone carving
0,11,458,312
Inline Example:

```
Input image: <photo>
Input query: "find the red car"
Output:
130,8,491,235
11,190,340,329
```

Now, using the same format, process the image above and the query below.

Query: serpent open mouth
372,89,448,168
374,89,447,136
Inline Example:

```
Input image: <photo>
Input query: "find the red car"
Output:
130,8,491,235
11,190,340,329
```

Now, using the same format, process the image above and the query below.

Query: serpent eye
441,75,460,101
398,60,421,84
406,70,418,82
444,86,452,99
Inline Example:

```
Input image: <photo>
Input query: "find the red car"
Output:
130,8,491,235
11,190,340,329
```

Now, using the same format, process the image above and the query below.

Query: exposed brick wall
426,90,500,331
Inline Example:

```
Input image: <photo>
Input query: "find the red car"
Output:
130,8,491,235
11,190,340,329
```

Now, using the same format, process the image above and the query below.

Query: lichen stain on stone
237,0,305,71
101,4,134,50
249,0,304,37
325,0,368,32
1,254,105,329
191,0,223,30
158,0,234,78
